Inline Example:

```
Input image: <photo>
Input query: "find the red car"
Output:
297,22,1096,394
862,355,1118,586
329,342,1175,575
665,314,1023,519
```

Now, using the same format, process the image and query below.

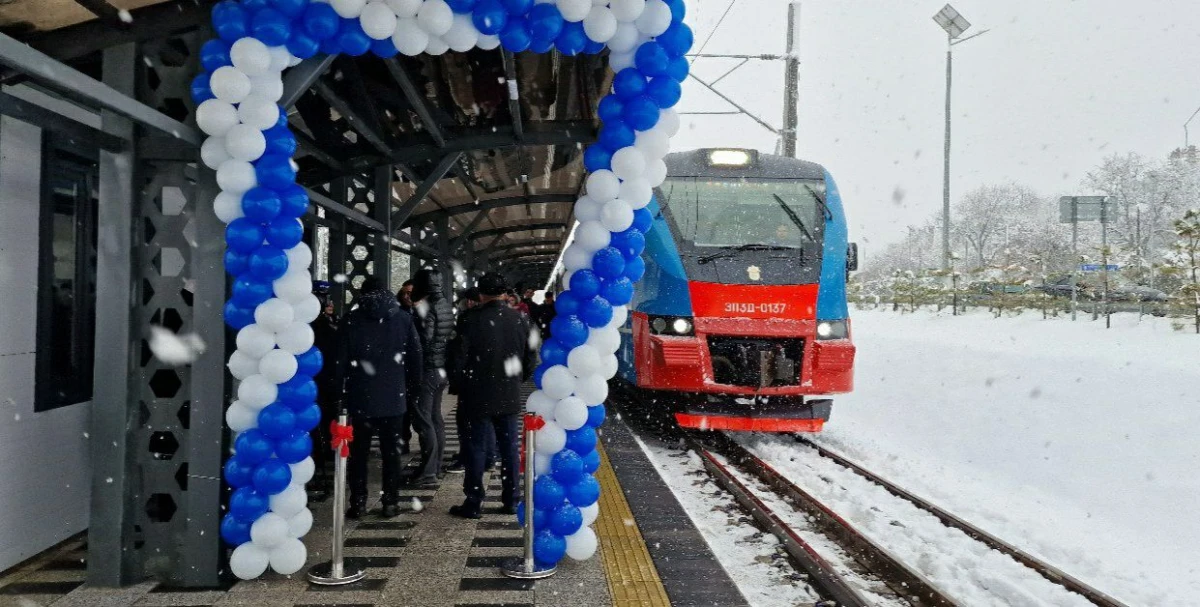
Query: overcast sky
673,0,1200,250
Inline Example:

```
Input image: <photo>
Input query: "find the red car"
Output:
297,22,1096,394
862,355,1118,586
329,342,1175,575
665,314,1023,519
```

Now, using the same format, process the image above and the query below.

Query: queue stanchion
307,412,366,586
502,414,557,580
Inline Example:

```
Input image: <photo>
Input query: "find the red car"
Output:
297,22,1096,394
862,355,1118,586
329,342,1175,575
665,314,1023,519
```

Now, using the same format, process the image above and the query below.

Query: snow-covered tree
1164,209,1200,333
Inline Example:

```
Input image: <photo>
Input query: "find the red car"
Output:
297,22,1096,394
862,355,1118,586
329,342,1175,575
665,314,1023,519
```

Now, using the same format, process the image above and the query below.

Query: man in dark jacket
396,279,416,454
309,281,338,500
339,277,423,518
450,273,538,519
406,269,455,487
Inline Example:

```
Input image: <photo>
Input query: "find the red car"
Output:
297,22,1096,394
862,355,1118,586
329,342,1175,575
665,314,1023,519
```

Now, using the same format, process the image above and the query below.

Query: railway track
690,432,1129,607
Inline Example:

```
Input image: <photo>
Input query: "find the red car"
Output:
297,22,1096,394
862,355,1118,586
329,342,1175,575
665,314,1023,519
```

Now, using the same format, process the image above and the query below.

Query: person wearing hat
404,269,455,488
445,287,496,475
309,281,338,500
449,273,537,519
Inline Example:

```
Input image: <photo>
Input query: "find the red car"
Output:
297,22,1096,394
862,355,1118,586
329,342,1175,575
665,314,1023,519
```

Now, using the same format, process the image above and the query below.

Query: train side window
847,243,859,272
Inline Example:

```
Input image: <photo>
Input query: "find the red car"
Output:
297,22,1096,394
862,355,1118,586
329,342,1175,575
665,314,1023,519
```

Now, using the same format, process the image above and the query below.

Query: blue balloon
564,426,597,455
583,39,605,55
551,449,585,485
579,296,613,328
658,22,694,58
600,277,635,306
569,269,602,299
232,276,274,307
622,95,660,131
224,456,255,488
190,73,215,104
623,255,646,282
635,41,671,77
257,403,297,439
647,77,682,108
665,0,686,21
241,187,282,223
337,20,372,56
665,55,689,82
279,376,318,407
614,229,646,260
583,145,613,172
275,106,289,130
515,501,548,528
548,502,583,536
499,17,532,52
581,448,601,474
446,0,477,12
533,529,566,565
528,3,564,42
296,346,324,377
287,30,320,59
598,122,636,151
592,247,626,279
533,475,565,509
200,39,232,72
229,487,269,522
303,2,341,40
276,183,309,218
224,301,255,330
266,217,304,249
587,403,606,428
554,290,582,316
565,473,601,507
529,34,555,54
293,403,322,433
251,458,293,494
263,125,299,158
251,8,291,46
256,153,297,190
473,0,508,35
318,34,343,55
631,207,653,232
555,21,587,56
612,68,648,100
597,95,624,123
212,2,249,42
242,0,270,10
234,429,274,466
370,36,399,58
503,0,534,16
532,364,548,388
540,339,568,367
275,432,313,464
550,315,588,349
249,246,289,281
270,0,307,17
220,513,252,545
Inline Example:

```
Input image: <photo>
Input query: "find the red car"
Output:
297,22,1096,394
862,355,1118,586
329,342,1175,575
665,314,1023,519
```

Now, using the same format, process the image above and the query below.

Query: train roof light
707,149,754,168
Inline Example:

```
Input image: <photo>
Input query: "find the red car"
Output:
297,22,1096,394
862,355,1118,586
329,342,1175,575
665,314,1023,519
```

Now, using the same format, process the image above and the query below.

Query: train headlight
816,320,849,340
672,318,693,335
706,149,756,168
648,315,694,336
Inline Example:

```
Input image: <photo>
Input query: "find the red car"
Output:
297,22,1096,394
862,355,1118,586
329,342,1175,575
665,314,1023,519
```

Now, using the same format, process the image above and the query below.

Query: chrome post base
306,561,367,586
500,558,557,580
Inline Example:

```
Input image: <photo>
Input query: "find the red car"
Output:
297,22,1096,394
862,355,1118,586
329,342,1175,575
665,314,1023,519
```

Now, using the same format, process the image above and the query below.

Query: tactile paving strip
593,442,671,607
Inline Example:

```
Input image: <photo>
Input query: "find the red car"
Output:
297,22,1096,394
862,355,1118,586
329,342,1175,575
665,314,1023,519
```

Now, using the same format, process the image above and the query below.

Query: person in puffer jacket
406,269,455,487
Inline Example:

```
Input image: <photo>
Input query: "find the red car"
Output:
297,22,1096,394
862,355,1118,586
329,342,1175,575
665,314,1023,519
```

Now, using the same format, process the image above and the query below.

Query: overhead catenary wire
695,0,739,58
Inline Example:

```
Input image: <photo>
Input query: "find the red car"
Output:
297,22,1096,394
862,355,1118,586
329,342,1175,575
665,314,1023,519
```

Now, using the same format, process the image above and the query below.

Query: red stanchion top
331,420,354,457
524,413,546,432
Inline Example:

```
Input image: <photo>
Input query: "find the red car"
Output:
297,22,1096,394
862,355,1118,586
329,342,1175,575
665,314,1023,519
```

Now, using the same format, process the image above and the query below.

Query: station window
35,135,99,411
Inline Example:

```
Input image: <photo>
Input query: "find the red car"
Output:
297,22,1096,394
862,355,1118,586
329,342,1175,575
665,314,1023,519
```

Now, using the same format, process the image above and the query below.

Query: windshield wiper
804,184,834,221
772,193,816,242
698,243,791,264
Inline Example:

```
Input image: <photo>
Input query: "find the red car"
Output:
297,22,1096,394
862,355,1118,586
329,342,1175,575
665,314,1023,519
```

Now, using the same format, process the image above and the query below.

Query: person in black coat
450,273,538,519
309,281,339,499
338,277,423,518
406,269,455,487
445,288,497,475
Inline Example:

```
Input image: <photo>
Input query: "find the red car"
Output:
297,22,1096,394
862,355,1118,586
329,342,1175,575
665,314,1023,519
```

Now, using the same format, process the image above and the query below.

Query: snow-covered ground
759,308,1200,606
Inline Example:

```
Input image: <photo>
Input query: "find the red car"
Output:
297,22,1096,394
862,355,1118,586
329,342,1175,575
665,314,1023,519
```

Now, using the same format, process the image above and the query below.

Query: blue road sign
1080,264,1119,272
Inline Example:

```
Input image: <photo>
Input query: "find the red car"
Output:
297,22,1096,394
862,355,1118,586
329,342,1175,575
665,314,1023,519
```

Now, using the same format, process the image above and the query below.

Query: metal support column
782,2,800,158
436,215,455,296
373,167,393,291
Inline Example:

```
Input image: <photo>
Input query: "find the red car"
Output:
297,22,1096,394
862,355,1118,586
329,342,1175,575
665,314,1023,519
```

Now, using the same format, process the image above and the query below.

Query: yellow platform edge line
594,439,672,607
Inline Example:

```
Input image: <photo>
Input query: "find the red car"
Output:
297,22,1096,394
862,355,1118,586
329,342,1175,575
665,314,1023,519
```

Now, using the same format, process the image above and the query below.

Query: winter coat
453,299,538,417
311,312,340,411
411,271,455,370
338,289,423,419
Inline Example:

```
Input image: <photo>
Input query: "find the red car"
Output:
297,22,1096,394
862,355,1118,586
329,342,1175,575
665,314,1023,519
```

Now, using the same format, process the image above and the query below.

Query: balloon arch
195,0,691,579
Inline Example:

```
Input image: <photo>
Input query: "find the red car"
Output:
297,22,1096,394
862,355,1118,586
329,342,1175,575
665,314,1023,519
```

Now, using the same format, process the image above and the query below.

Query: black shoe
449,504,482,520
381,504,400,518
346,504,365,520
413,476,440,490
444,462,465,474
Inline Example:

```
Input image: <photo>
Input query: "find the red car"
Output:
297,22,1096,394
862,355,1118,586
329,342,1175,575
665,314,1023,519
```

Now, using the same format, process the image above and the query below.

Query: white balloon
574,195,602,222
217,160,258,194
269,538,307,575
618,178,652,206
285,242,313,270
290,458,316,484
583,6,618,42
575,220,612,252
644,157,668,187
202,136,233,170
237,95,280,131
580,502,600,526
210,66,252,104
598,353,619,380
392,17,430,55
609,0,646,22
659,108,681,137
574,373,608,405
238,374,279,409
274,270,314,303
561,269,576,292
276,322,315,355
567,344,602,377
250,513,289,548
607,21,641,53
600,199,635,232
444,13,479,51
424,35,450,55
270,484,308,518
587,326,622,354
248,74,284,103
563,244,593,272
237,324,277,358
541,365,577,400
386,0,422,18
526,390,556,416
565,526,598,560
196,99,239,136
331,0,367,18
587,170,621,202
634,129,671,159
635,0,672,36
269,46,294,72
361,1,398,39
477,33,501,50
291,294,322,324
287,508,314,538
611,147,647,180
535,421,567,454
558,0,591,21
225,124,267,162
534,452,553,476
226,400,259,433
416,0,453,36
227,350,261,380
611,305,629,327
230,38,272,76
213,191,244,223
255,298,295,333
608,50,635,72
229,543,270,580
554,396,589,431
259,349,299,384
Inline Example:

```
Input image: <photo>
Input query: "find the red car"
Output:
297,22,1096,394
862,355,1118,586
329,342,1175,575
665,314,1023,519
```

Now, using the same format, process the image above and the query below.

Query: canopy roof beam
390,152,462,229
282,55,336,109
469,222,568,241
408,193,575,226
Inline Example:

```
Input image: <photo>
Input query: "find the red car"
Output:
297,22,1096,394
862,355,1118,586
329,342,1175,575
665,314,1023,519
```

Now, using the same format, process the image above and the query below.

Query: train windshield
659,177,826,249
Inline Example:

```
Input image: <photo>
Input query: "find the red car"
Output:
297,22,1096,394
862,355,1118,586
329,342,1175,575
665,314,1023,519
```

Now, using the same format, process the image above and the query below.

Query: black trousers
411,369,446,480
463,413,520,512
348,415,404,507
455,401,497,466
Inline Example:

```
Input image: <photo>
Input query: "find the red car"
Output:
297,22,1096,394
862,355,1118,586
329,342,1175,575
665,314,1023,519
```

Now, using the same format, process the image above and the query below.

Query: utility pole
942,40,952,272
782,2,800,158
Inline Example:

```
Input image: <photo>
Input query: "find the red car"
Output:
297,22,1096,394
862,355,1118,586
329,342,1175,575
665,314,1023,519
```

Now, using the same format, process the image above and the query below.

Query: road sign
1081,264,1120,272
1059,196,1115,223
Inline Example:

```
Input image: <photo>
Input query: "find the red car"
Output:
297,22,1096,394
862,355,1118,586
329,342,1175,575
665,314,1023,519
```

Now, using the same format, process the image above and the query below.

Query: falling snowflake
117,9,132,23
362,361,376,376
333,274,348,284
415,300,430,318
411,497,424,512
148,326,206,365
527,329,542,349
504,355,523,378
